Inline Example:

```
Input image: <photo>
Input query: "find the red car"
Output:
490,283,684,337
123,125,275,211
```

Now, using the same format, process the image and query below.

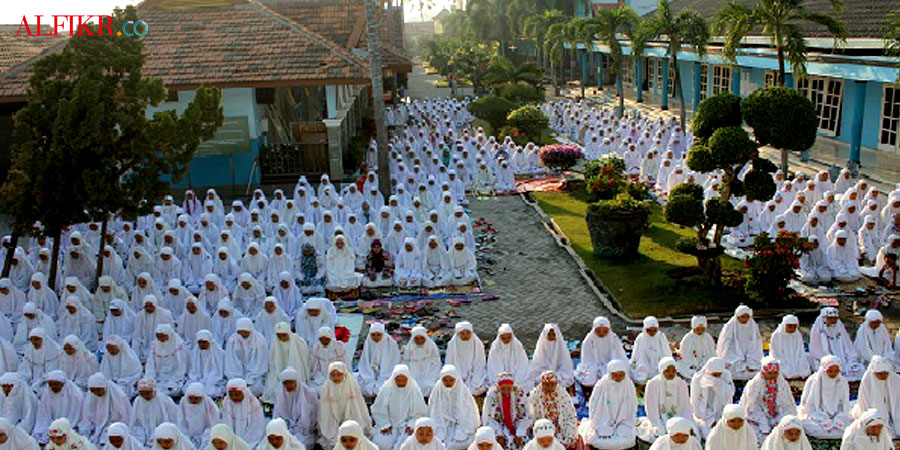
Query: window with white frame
655,59,665,91
711,65,731,95
881,85,900,152
647,58,657,90
699,64,708,100
622,56,633,85
667,60,676,97
798,76,844,136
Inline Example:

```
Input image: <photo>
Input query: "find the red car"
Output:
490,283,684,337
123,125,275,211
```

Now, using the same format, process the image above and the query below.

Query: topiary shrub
507,105,549,142
691,92,743,142
466,95,516,130
498,82,545,104
707,126,756,167
741,86,818,173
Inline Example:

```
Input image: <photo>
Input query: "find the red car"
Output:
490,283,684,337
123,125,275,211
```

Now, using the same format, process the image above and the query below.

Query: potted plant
585,192,651,260
538,144,583,174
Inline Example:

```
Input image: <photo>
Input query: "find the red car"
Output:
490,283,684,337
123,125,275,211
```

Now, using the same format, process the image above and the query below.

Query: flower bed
538,144,583,172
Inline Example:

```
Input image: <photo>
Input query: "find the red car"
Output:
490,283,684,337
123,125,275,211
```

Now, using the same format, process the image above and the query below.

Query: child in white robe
716,305,763,380
630,316,672,385
676,316,716,379
769,315,813,379
574,316,627,388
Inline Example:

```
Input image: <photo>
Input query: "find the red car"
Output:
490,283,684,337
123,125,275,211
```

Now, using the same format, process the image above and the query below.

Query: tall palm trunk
672,53,687,130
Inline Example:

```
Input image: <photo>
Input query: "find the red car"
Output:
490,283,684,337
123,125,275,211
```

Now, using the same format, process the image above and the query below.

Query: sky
1,0,141,25
403,0,453,23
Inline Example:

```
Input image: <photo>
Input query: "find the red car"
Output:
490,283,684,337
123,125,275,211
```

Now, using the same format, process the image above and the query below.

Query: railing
258,142,329,183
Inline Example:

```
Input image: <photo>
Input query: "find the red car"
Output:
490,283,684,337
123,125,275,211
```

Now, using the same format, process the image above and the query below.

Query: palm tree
627,20,655,102
467,0,512,56
484,57,543,90
592,6,640,115
885,10,900,82
545,21,569,96
714,0,846,86
649,0,710,129
570,17,601,99
524,10,567,74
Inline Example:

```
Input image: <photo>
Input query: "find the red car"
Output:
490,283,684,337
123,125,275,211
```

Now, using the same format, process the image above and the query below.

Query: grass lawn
534,188,747,318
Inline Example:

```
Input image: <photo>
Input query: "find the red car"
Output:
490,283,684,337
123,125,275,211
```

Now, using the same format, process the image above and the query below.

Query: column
636,59,644,103
661,58,670,110
731,66,741,96
580,50,588,88
596,53,604,90
325,85,337,119
323,119,344,180
847,80,867,175
693,62,702,111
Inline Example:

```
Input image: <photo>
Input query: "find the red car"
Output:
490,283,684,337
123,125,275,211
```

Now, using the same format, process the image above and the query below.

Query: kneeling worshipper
487,324,531,387
14,302,57,353
58,297,99,352
444,321,489,395
769,315,814,379
716,305,764,380
0,372,38,433
578,360,637,450
799,355,852,439
395,238,423,288
676,316,716,379
224,318,268,396
760,416,812,450
334,420,379,450
130,378,178,446
59,335,100,388
103,423,143,450
363,240,395,288
326,235,363,292
448,238,478,286
133,296,175,362
528,324,575,389
186,330,226,398
840,409,893,450
318,362,372,449
421,236,450,288
809,307,865,380
79,373,133,445
526,371,578,449
371,365,429,450
854,310,893,367
798,236,832,284
521,420,565,450
146,324,189,396
0,417,40,450
176,297,212,349
705,405,757,450
263,322,310,404
310,327,351,389
648,418,701,450
851,356,900,436
104,300,137,344
176,383,221,448
575,317,627,390
149,423,194,450
35,370,84,443
253,297,291,342
481,373,531,450
399,417,446,450
272,368,318,448
100,336,143,398
205,424,249,450
357,322,402,396
638,358,697,444
47,418,97,450
402,326,442,397
221,379,266,447
254,418,305,450
630,316,672,385
739,357,798,441
690,357,735,438
468,427,502,450
428,366,481,450
827,230,862,282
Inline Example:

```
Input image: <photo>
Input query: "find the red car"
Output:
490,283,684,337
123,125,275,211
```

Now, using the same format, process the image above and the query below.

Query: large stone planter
585,209,650,260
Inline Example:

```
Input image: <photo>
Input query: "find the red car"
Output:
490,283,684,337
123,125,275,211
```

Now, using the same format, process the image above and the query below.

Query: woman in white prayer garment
224,318,268,396
647,418,700,450
798,355,851,439
272,368,318,448
206,424,248,450
760,416,812,450
0,417,40,450
447,238,477,286
716,305,764,380
0,277,25,323
130,274,162,312
486,323,531,387
333,420,378,450
35,370,85,443
420,236,450,288
809,307,865,380
254,297,291,342
132,295,175,362
103,422,144,450
130,378,178,447
79,372,132,445
295,298,336,347
402,326,442,397
854,309,893,367
59,334,99,388
263,322,310,404
357,322,402,396
574,316,627,389
212,299,243,347
527,323,575,390
272,272,302,318
637,358,697,443
186,330,226,398
428,365,481,450
676,316,716,379
175,297,211,347
220,378,266,448
20,326,61,390
690,357,735,438
371,364,429,450
326,235,362,291
0,372,39,433
630,316,672,385
231,273,266,318
395,238,423,288
769,315,813,379
851,355,900,437
99,335,142,398
47,418,97,450
240,243,268,282
149,423,194,450
146,324,188,396
58,296,99,352
578,359,637,450
399,417,446,450
26,273,59,320
318,362,372,449
310,327,351,390
798,236,832,284
467,427,502,450
739,356,798,441
175,383,220,448
104,299,137,344
705,404,756,450
840,409,893,450
199,274,228,314
254,418,305,450
827,230,862,282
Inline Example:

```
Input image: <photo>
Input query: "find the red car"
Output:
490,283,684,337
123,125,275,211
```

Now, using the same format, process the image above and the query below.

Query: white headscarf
855,310,893,364
444,321,487,391
271,367,317,445
647,418,699,450
262,322,310,403
853,355,900,436
716,305,764,370
146,324,188,389
175,297,212,346
104,299,137,343
295,298,336,345
357,322,402,389
586,360,637,437
47,418,97,450
318,362,372,443
402,326,442,394
99,335,143,395
760,416,812,450
0,417,40,450
486,323,531,385
332,421,378,450
224,319,268,385
529,324,574,384
36,370,85,437
466,427,502,450
371,364,429,433
705,405,757,450
255,419,305,450
0,372,39,433
841,410,892,450
798,355,850,425
253,297,291,342
428,366,481,438
221,379,266,447
22,326,62,387
59,334,99,387
399,417,446,450
769,315,811,378
150,423,195,450
81,372,133,444
176,383,220,446
103,422,144,450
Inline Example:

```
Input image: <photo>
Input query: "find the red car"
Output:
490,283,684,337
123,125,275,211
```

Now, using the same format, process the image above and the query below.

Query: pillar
661,58,670,110
693,62,702,111
731,66,741,96
325,85,337,119
323,118,344,179
636,59,644,103
596,53,604,90
580,50,588,88
847,80,867,176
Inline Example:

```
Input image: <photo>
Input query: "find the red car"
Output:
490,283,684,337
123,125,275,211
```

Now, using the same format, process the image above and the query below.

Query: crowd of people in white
0,98,898,450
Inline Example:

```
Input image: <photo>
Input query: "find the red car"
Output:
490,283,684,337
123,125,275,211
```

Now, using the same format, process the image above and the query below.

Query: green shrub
705,199,743,227
743,169,777,202
467,95,516,130
588,192,652,218
507,105,549,142
707,126,756,167
691,92,743,142
584,155,625,179
745,232,812,306
742,86,818,153
665,187,706,228
498,82,545,104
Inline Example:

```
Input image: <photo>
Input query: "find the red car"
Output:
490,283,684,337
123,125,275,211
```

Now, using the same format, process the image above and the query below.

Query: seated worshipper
690,357,735,438
578,359,637,450
526,371,578,449
854,310,893,367
265,246,295,295
676,316,716,379
130,378,178,446
448,238,478,286
769,315,813,379
760,416,811,450
647,418,700,450
739,357,798,441
183,244,213,293
130,275,162,313
799,236,832,284
20,327,62,390
317,362,372,449
59,335,100,388
473,162,496,196
574,317,627,390
334,420,379,450
272,367,318,448
187,330,226,398
0,372,39,433
47,418,97,450
528,324,575,389
272,272,303,317
371,364,429,450
149,423,193,450
637,358,697,444
221,379,266,447
428,366,481,450
240,244,268,282
205,424,249,450
94,277,126,322
402,326,443,397
630,316,672,385
705,405,757,450
255,418,305,450
357,322,402,396
213,248,240,292
716,305,764,380
28,272,59,319
59,296,99,352
198,275,228,315
840,409,893,450
145,324,188,396
100,336,143,397
809,307,865,380
310,326,351,389
486,323,531,387
0,418,40,450
421,236,450,288
133,296,175,362
35,370,84,443
326,235,363,292
104,300,137,344
262,322,310,404
211,299,243,346
79,373,132,445
877,253,898,288
231,273,265,317
295,297,336,346
850,356,900,437
176,297,212,348
481,373,531,450
363,240,395,288
162,280,189,320
254,297,291,342
395,238,423,288
827,230,862,282
175,383,220,448
469,427,502,450
398,417,446,450
798,355,851,439
224,318,268,396
103,422,143,450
